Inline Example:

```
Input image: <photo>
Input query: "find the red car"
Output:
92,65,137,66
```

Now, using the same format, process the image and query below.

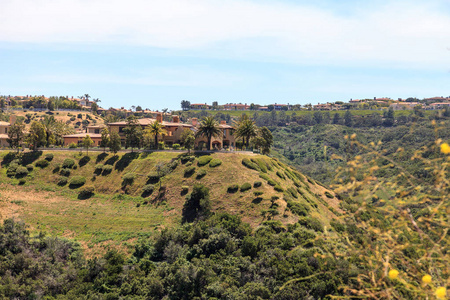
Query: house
390,102,420,110
192,119,236,150
62,133,102,147
191,103,211,110
223,103,250,111
271,104,289,111
0,116,16,147
429,102,450,110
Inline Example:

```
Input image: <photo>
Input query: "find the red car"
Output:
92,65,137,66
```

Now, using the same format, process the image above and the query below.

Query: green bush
62,158,75,169
35,159,49,168
259,173,270,181
78,186,94,199
252,158,267,173
6,163,18,177
197,156,212,166
330,220,346,233
18,179,26,185
209,158,222,168
181,186,189,193
254,191,263,197
147,171,160,183
242,158,260,171
142,184,154,197
267,179,277,186
180,155,195,164
298,217,324,232
59,168,71,177
184,166,196,177
287,201,309,216
122,173,136,186
287,187,298,198
26,164,34,172
15,166,28,178
94,164,103,175
185,161,192,167
273,184,284,192
102,165,113,175
253,181,262,188
68,142,78,148
44,153,54,161
276,170,285,179
172,143,181,150
325,191,334,198
227,184,239,193
240,182,252,192
57,176,68,186
69,176,86,188
196,169,207,179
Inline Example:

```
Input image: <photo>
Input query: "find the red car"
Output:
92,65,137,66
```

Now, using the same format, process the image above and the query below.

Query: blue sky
1,0,449,111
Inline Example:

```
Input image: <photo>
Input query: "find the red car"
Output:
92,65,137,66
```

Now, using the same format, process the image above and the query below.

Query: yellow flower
422,274,432,284
441,143,450,154
436,287,447,299
388,269,399,280
350,133,357,140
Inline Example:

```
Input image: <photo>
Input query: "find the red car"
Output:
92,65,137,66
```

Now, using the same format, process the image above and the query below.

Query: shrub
180,155,195,164
78,186,94,199
325,191,334,198
57,176,68,186
182,184,211,223
259,173,270,181
242,158,260,171
267,179,277,186
298,217,324,232
62,158,75,169
94,164,104,175
102,165,113,175
18,179,26,185
196,169,207,179
69,176,86,188
253,181,262,188
142,184,154,197
158,141,165,150
240,182,252,192
44,153,54,161
254,191,263,196
26,164,34,172
181,186,189,194
274,184,284,192
287,201,309,216
79,156,90,167
330,220,346,233
276,170,285,179
59,168,71,177
197,156,212,166
209,158,222,168
287,187,298,198
35,159,49,168
185,161,192,167
122,173,136,186
227,184,239,193
68,142,77,148
184,166,196,177
147,171,160,183
15,166,28,178
6,163,18,177
252,158,267,173
172,143,180,150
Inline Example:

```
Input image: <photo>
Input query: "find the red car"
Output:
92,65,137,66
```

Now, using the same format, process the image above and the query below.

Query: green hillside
0,150,341,255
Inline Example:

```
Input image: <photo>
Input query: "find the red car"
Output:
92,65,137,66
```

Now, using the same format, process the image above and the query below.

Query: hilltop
0,150,341,255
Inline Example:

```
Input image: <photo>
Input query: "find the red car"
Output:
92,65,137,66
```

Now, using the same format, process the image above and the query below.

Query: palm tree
145,120,167,149
195,116,221,151
235,114,257,149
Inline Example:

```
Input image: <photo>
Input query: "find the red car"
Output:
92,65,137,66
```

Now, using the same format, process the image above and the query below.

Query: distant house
429,102,450,110
390,102,419,110
223,103,250,111
0,121,10,147
271,104,289,111
62,133,102,147
191,103,211,110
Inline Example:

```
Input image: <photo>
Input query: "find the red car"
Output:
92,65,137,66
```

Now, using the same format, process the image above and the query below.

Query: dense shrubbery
35,159,49,168
227,184,239,193
78,186,94,199
196,168,207,179
240,182,252,192
44,153,54,161
57,176,68,186
122,172,136,186
15,166,28,178
184,166,196,177
242,158,260,171
102,164,113,175
62,158,75,169
197,155,212,166
209,158,222,167
68,176,86,188
141,184,154,197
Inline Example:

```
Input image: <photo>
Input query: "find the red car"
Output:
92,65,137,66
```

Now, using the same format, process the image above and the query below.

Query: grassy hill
0,150,341,255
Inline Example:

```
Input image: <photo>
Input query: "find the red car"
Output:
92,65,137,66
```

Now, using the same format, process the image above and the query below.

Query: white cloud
1,0,450,68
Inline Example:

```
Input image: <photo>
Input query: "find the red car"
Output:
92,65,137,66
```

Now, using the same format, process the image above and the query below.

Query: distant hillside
0,150,341,254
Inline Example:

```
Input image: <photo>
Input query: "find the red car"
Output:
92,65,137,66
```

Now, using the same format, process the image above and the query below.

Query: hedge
197,156,212,166
69,176,86,188
35,160,49,168
209,159,222,168
62,159,75,169
240,183,252,192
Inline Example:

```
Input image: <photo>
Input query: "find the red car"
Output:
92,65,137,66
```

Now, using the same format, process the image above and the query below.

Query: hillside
0,150,341,255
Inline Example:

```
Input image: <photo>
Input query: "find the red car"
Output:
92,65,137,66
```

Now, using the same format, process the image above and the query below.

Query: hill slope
0,150,341,254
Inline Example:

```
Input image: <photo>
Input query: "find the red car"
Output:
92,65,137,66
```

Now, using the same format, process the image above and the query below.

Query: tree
182,184,211,223
181,129,195,153
42,116,57,147
82,135,94,155
109,131,121,154
252,126,273,154
332,112,341,124
145,120,167,150
123,116,143,151
181,100,191,111
7,122,25,151
195,116,221,151
47,99,55,111
344,110,353,127
235,114,257,149
27,121,47,151
90,102,98,114
99,128,110,152
0,99,5,112
383,107,395,127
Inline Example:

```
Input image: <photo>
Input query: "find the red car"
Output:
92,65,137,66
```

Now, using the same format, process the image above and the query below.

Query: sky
0,0,449,111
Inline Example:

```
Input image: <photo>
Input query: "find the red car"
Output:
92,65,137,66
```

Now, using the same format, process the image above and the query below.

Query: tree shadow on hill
115,152,140,172
1,152,17,166
79,156,91,167
96,152,108,163
21,151,43,165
